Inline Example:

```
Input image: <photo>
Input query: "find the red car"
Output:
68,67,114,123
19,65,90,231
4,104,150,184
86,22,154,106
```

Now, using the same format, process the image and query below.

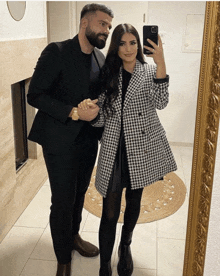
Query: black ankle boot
99,260,112,276
117,227,133,276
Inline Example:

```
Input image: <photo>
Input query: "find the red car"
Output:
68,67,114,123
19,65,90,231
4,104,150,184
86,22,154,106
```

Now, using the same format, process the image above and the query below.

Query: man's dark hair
80,3,114,19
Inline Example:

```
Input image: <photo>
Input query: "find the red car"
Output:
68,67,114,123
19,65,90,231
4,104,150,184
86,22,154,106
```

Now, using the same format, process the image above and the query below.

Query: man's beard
85,28,108,49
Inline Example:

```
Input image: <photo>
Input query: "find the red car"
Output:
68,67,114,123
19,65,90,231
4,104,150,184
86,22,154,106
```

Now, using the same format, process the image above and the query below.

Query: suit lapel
123,60,145,113
65,36,90,99
70,36,89,79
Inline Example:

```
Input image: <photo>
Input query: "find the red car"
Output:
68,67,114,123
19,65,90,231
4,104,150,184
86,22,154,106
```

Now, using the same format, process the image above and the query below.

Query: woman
79,24,177,276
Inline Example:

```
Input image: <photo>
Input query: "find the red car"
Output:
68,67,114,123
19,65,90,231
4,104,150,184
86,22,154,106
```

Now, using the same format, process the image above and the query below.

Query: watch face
72,109,79,120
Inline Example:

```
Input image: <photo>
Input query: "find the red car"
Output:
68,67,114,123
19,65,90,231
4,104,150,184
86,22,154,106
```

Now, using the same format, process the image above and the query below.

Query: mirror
7,1,26,21
75,1,220,275
183,1,220,275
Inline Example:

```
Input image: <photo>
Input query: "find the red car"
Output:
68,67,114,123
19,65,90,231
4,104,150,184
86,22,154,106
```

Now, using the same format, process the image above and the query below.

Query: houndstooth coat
92,60,177,197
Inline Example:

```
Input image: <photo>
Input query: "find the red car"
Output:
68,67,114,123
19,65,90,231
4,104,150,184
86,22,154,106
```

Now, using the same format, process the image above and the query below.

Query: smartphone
143,25,158,55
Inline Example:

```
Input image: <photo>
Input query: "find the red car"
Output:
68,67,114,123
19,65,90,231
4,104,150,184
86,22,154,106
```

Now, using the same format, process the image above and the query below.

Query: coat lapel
123,60,145,114
112,70,123,121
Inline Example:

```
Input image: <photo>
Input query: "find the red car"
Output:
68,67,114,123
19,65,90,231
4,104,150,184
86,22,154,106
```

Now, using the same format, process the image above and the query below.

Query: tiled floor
0,145,193,276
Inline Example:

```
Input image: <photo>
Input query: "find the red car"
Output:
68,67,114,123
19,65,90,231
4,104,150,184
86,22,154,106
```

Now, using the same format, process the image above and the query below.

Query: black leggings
99,186,144,263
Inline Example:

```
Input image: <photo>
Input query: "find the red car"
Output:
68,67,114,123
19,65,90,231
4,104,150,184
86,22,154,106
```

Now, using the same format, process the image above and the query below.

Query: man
27,4,113,276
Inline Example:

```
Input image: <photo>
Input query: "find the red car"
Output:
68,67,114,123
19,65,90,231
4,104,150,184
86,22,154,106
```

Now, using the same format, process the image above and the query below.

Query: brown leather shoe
56,262,71,276
73,234,99,257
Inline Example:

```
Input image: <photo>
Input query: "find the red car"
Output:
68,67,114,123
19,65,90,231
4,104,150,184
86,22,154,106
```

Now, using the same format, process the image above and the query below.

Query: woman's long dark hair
100,24,145,117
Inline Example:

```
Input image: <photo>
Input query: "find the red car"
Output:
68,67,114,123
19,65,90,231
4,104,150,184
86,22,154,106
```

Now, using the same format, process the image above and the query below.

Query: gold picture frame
183,1,220,275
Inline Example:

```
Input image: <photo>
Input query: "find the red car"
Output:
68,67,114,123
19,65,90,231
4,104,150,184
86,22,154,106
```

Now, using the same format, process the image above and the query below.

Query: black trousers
43,128,98,264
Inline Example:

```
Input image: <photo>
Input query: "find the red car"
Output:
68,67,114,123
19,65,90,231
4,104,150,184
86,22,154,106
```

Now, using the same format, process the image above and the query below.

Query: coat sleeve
27,43,73,123
90,92,106,127
148,66,169,110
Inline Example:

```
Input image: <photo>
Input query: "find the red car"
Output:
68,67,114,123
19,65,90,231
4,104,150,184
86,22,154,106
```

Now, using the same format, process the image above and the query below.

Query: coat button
141,130,145,135
138,112,142,116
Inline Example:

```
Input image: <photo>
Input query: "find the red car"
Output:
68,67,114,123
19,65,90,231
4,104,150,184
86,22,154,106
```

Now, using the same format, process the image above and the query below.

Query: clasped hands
69,98,99,121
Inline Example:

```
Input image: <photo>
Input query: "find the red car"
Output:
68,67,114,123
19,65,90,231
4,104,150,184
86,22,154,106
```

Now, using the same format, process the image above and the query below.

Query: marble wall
0,1,48,242
0,38,48,242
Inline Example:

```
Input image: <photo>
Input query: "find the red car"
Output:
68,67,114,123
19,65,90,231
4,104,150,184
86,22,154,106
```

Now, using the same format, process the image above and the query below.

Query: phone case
143,25,158,55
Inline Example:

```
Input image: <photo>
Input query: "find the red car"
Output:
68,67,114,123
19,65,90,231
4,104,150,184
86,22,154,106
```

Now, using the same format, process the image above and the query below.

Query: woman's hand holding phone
144,35,165,65
144,35,166,79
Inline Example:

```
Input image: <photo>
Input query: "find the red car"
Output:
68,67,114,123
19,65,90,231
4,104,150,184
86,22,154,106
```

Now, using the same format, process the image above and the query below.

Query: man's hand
78,99,98,110
77,98,99,121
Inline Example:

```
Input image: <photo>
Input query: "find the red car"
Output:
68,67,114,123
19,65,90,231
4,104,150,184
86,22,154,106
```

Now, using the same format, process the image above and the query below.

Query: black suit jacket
27,35,105,153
